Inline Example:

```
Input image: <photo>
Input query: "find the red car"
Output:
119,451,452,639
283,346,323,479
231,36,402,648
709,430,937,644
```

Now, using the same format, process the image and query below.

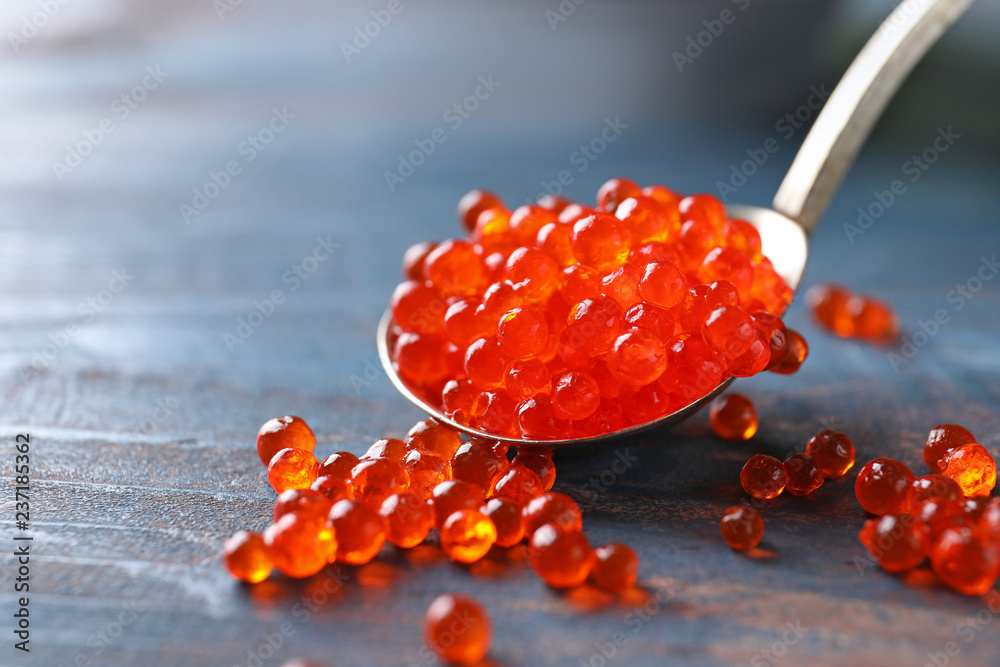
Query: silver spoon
378,0,976,450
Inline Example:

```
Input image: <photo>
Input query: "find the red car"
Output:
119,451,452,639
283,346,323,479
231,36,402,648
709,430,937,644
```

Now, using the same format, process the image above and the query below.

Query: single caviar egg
768,328,808,375
804,429,856,478
596,177,642,212
264,513,336,578
318,451,360,483
457,188,504,233
481,497,525,547
570,212,631,273
401,240,436,281
441,509,498,563
938,444,996,497
257,416,316,466
497,305,550,359
406,418,463,460
719,506,764,550
855,458,915,516
529,524,594,588
379,491,433,549
350,457,410,510
310,475,353,502
591,543,639,592
782,454,823,496
709,394,758,441
424,594,492,665
431,480,486,530
327,499,386,565
551,370,601,421
740,455,786,500
522,492,583,536
272,488,335,523
402,448,451,500
451,440,508,495
492,465,544,506
223,530,273,583
362,437,407,462
907,474,964,516
930,525,1000,596
923,423,976,473
512,451,556,491
268,448,320,493
858,514,929,573
607,330,668,387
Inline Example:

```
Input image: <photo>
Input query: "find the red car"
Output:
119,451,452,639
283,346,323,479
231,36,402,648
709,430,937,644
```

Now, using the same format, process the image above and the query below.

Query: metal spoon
378,0,976,450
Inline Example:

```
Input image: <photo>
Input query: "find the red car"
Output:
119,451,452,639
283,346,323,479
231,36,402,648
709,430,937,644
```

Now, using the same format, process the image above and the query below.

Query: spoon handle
773,0,976,234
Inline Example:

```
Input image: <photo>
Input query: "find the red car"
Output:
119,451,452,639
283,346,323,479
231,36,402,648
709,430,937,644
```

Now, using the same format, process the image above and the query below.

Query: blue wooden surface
0,2,998,666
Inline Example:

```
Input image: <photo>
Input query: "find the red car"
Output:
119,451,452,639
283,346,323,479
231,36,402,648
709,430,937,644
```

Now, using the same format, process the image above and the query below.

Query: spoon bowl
377,0,975,450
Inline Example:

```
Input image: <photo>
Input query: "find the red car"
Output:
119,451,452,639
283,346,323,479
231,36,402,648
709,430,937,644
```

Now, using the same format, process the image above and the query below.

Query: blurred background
1,2,998,665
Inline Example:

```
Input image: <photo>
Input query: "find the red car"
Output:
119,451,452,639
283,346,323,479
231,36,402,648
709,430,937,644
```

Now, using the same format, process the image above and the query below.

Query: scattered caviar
719,506,764,550
273,488,334,523
522,492,583,536
363,437,407,462
267,448,320,493
327,499,386,565
709,394,758,441
388,180,801,439
481,498,525,547
858,514,929,573
451,440,508,494
907,474,963,516
591,543,639,592
223,530,273,583
318,451,360,482
938,444,997,497
492,465,544,506
257,416,316,466
804,430,856,478
512,451,556,491
855,458,915,516
431,480,486,530
930,525,1000,595
529,524,594,588
379,491,433,549
740,455,786,500
310,475,353,502
350,458,410,510
782,454,823,496
923,424,977,473
441,509,498,563
806,283,898,342
403,448,451,500
264,513,336,578
424,594,492,665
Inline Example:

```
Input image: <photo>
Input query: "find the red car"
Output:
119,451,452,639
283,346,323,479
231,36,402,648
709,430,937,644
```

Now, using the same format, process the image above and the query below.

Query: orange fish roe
424,594,492,665
451,439,508,494
938,444,997,497
327,499,386,565
267,448,320,493
709,393,758,441
923,424,977,473
719,506,764,550
782,454,823,496
930,525,1000,595
806,283,898,341
379,491,433,549
512,451,556,491
318,451,360,482
591,543,639,592
223,530,273,584
431,480,486,530
350,457,409,509
522,492,583,536
907,474,963,516
389,180,800,439
529,524,594,588
858,514,929,573
441,509,498,563
256,416,316,466
481,498,525,548
362,437,407,462
740,454,786,500
310,475,353,502
406,418,464,460
263,513,336,578
272,488,334,523
804,430,855,479
402,448,451,500
855,458,915,516
491,465,543,506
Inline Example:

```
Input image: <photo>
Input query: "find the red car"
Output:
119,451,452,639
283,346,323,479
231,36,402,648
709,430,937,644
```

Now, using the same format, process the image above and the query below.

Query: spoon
378,0,976,450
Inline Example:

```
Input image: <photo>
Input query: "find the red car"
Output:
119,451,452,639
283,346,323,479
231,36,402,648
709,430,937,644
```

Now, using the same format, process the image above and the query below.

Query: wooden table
2,2,998,666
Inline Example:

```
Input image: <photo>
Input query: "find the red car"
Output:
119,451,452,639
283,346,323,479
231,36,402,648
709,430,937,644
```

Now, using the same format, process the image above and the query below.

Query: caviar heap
225,415,640,604
389,180,805,439
854,423,999,595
